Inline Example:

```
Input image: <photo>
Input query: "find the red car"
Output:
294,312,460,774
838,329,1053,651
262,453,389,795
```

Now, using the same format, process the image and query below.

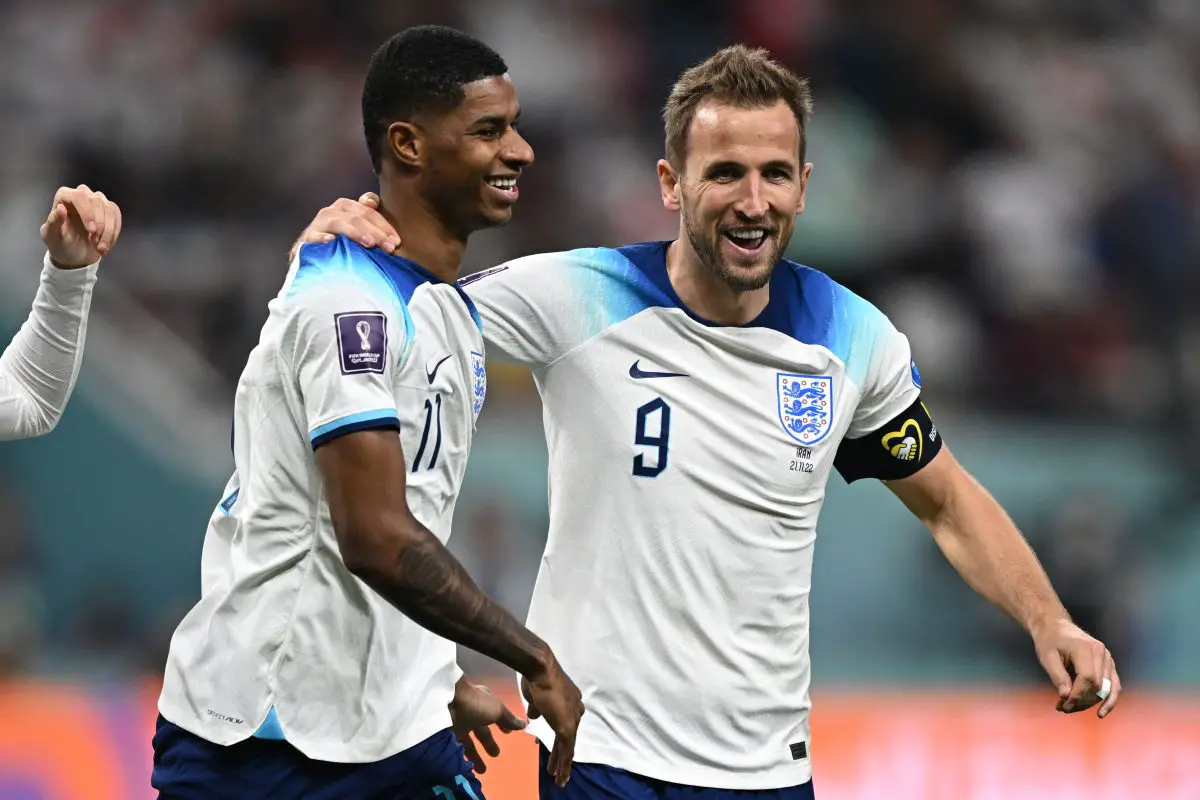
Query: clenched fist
40,185,122,269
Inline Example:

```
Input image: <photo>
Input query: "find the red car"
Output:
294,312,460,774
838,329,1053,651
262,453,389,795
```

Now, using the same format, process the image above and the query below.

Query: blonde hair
663,45,813,170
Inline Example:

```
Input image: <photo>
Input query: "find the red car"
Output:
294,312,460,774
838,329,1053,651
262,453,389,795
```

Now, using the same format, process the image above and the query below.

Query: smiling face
659,99,810,291
417,74,534,233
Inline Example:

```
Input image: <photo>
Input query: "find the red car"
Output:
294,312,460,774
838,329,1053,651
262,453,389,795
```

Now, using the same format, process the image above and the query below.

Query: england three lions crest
777,374,834,445
470,351,486,420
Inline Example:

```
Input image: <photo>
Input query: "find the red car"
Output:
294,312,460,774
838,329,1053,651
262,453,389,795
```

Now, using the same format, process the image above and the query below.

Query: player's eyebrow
704,158,795,176
703,160,743,174
760,159,796,174
470,111,520,128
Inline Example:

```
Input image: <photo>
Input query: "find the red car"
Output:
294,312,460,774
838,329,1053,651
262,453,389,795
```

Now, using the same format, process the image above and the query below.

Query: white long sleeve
0,253,98,440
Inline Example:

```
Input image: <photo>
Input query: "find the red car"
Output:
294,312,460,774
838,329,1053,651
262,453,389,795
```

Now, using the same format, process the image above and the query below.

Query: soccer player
1,185,119,441
300,45,1120,799
153,27,583,799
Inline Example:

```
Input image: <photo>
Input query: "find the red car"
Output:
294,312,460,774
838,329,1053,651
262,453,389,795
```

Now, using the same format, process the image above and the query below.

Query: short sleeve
846,316,921,438
282,284,405,449
457,252,582,369
835,314,943,482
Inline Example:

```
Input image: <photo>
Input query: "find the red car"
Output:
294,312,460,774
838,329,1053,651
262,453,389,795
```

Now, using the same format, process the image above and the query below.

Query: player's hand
448,679,526,773
40,185,122,269
1032,617,1122,719
522,654,584,788
292,193,400,260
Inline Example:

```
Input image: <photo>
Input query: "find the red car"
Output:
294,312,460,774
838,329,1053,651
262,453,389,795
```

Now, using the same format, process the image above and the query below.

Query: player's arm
886,448,1119,719
835,310,1120,719
316,408,580,789
316,428,552,678
292,194,577,368
887,449,1065,636
0,186,121,441
287,276,580,785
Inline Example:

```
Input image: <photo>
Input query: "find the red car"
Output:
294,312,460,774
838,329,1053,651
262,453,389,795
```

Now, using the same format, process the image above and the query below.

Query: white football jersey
461,241,936,790
159,236,487,763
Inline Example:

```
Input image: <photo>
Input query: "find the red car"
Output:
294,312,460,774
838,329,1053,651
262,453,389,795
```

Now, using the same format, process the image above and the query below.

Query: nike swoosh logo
426,355,452,384
629,360,689,380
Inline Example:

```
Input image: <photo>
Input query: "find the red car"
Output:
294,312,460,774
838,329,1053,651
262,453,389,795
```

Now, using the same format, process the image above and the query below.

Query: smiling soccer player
154,26,582,799
302,44,1121,800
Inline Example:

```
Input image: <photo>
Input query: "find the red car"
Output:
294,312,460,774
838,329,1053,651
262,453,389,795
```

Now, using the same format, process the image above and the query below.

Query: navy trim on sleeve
310,415,400,450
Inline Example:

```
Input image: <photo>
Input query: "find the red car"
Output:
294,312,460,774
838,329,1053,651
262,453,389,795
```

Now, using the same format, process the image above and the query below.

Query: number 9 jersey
459,240,942,791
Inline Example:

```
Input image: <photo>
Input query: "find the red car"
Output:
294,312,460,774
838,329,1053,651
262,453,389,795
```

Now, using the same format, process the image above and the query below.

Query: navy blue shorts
538,746,814,800
151,715,485,800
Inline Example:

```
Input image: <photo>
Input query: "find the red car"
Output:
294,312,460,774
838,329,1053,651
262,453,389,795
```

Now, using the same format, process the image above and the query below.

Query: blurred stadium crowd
0,0,1197,679
3,0,1198,425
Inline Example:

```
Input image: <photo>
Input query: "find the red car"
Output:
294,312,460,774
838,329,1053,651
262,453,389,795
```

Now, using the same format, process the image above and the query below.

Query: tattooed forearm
353,519,550,678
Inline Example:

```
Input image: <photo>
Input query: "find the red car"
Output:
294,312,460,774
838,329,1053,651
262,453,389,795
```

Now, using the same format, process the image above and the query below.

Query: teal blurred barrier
0,386,211,639
1,354,1194,683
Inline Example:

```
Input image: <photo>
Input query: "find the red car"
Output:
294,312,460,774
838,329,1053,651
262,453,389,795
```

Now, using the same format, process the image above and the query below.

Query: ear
657,159,681,212
796,162,813,216
387,121,423,169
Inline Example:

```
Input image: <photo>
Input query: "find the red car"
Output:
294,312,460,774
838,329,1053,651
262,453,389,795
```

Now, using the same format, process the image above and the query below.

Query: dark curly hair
362,25,508,174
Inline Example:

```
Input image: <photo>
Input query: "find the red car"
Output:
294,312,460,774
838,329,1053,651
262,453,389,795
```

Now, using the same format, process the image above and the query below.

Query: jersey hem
158,695,454,764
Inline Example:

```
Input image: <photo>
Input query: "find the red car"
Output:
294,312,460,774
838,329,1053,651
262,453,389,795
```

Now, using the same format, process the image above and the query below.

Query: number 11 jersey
159,236,486,763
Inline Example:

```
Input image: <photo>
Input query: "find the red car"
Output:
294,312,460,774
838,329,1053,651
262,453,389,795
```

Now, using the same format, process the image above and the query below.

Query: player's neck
377,188,465,283
665,239,770,326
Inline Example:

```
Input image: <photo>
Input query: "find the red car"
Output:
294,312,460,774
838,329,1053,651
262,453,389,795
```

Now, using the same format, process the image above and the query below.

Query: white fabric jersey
0,254,98,441
160,236,488,763
461,241,922,790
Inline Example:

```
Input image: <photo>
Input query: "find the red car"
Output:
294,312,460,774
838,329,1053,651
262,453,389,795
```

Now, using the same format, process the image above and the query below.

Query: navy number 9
633,398,671,478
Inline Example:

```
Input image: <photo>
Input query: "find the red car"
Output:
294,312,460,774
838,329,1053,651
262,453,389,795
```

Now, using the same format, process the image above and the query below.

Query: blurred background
1,0,1198,797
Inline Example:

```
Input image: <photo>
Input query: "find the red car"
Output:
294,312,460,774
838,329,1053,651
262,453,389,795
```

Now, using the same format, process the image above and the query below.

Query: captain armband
834,396,943,483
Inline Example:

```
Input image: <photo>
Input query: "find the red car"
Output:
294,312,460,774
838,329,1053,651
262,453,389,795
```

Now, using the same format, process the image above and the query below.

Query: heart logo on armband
881,419,924,462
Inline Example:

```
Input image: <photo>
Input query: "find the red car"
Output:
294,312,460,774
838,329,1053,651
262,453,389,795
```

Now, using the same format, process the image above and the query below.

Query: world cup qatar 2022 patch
335,312,387,374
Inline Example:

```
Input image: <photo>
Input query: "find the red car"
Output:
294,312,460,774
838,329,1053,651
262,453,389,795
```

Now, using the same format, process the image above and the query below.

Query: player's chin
720,263,773,291
717,236,776,283
467,198,513,229
479,204,515,227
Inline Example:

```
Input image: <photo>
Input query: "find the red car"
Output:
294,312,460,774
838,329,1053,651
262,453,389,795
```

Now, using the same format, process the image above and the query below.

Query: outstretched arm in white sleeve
0,185,122,440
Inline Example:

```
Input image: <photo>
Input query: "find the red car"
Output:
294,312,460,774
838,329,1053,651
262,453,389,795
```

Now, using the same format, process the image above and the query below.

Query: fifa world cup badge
335,312,387,375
